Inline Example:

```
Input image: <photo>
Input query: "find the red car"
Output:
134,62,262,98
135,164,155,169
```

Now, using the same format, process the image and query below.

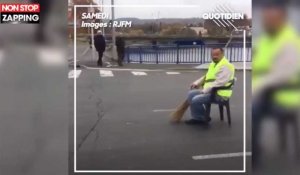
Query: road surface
69,67,251,172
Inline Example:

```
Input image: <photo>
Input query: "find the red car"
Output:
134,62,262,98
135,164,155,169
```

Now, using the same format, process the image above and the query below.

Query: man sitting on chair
185,47,235,125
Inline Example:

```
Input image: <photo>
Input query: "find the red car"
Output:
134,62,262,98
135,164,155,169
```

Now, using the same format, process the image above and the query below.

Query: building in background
189,27,208,36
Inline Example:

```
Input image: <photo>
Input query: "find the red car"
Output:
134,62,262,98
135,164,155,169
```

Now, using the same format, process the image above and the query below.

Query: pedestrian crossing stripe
166,72,180,75
131,71,147,76
100,70,114,77
37,48,65,66
68,70,82,79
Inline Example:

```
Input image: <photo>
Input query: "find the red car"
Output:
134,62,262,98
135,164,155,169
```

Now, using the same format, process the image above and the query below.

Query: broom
170,78,204,123
170,99,190,123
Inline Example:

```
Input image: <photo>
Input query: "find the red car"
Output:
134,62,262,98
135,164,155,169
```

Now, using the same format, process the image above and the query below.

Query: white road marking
192,152,252,160
153,109,175,112
37,48,65,66
100,70,114,77
68,70,82,79
0,50,4,65
131,71,147,76
166,72,180,75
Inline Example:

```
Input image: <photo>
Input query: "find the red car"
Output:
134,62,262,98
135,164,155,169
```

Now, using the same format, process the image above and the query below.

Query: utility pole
111,0,117,61
111,0,116,45
99,0,105,35
89,2,95,61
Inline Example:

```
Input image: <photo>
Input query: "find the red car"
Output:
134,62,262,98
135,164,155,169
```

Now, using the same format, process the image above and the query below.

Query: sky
97,0,252,19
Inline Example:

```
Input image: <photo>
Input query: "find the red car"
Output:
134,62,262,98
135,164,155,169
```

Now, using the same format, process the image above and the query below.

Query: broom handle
178,99,189,111
170,99,190,123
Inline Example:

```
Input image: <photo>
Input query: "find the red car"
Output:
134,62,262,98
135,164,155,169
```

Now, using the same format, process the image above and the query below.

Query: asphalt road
69,68,252,173
0,50,68,175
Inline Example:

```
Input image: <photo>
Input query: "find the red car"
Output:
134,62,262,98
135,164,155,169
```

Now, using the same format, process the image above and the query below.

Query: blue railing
125,43,252,64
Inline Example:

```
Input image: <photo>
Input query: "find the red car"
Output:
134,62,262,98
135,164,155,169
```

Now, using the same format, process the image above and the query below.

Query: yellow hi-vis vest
253,25,300,108
203,57,235,98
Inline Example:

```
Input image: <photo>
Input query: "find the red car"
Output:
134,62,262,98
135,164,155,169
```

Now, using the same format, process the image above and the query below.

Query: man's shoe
185,119,209,125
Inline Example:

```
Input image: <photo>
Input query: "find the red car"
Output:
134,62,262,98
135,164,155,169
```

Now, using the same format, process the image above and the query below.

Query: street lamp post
89,2,95,61
111,0,117,61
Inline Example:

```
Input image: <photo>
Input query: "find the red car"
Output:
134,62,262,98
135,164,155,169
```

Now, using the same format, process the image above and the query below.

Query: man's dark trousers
97,51,104,66
117,48,124,66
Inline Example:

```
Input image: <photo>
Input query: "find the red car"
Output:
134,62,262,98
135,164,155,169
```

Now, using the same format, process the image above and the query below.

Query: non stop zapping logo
0,3,40,24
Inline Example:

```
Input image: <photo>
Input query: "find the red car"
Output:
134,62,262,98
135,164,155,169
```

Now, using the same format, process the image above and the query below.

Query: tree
179,27,197,37
128,29,144,36
160,23,184,36
204,19,232,37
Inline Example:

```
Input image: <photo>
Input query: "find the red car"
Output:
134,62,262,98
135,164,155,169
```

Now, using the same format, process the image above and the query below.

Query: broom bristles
170,100,189,123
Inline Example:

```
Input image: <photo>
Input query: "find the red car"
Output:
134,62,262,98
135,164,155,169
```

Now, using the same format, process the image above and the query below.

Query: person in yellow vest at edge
185,47,235,125
252,1,300,166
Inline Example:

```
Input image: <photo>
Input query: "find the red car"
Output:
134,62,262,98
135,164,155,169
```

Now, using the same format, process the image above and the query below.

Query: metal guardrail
125,43,252,64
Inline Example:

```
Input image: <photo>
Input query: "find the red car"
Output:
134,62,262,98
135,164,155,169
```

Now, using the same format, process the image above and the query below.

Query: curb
76,63,252,72
78,64,199,72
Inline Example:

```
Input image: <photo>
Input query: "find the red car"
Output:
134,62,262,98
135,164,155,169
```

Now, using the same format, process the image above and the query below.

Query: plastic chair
205,78,236,126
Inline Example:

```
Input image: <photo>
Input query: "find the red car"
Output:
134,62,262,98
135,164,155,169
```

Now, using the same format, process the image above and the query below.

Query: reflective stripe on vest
203,57,235,98
253,25,300,108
